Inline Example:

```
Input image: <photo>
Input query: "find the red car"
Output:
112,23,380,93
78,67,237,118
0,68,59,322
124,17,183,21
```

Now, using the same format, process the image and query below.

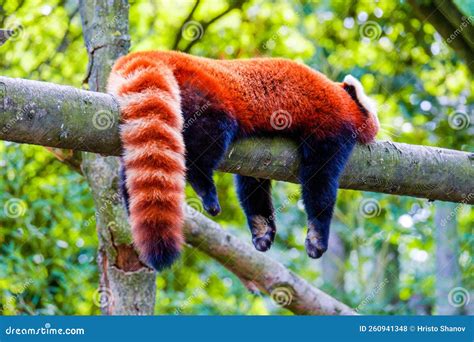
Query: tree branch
1,76,472,204
408,0,474,73
182,0,244,53
183,207,356,315
171,0,201,51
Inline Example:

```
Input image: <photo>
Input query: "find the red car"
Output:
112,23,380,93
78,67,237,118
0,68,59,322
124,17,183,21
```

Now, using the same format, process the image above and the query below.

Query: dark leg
299,134,356,258
119,158,130,216
236,175,276,251
183,114,238,216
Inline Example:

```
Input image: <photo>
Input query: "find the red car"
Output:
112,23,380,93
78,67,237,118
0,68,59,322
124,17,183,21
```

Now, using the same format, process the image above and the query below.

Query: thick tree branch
1,76,472,204
183,207,356,315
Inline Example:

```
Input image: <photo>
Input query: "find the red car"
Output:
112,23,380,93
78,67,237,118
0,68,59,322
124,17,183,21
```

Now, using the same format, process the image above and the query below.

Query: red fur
128,51,379,139
108,55,185,269
107,50,379,269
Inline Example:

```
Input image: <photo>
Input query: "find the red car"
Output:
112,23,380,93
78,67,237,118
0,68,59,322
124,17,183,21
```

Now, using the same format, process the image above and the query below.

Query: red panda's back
217,58,346,132
159,51,359,136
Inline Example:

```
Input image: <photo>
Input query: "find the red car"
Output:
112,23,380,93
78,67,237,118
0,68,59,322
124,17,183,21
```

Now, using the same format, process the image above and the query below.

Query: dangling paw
202,193,221,216
305,223,328,259
249,215,276,252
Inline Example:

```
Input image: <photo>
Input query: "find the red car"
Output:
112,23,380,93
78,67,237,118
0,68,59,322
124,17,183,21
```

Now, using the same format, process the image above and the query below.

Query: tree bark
0,76,473,204
184,207,356,315
79,0,156,315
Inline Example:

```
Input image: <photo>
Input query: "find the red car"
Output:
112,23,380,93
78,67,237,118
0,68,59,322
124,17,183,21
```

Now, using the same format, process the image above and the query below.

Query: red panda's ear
342,75,377,117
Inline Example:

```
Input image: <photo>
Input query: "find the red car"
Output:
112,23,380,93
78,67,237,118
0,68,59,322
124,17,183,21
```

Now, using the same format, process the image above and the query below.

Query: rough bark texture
0,75,473,204
184,207,356,315
435,201,462,315
79,0,156,315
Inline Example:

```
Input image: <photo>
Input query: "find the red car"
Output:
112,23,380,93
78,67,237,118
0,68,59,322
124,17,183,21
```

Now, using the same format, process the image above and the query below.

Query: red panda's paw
203,200,221,217
252,234,274,252
305,224,328,259
305,240,327,259
249,215,276,252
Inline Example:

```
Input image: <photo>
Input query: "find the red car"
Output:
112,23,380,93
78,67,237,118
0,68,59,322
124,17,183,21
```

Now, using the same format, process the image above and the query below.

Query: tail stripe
108,53,185,271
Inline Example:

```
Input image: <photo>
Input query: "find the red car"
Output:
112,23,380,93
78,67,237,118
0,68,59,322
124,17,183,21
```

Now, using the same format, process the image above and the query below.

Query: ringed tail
107,52,186,271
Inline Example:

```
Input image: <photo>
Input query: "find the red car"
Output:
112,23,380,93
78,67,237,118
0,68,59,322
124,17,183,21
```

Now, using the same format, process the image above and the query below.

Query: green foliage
0,0,472,315
0,143,98,314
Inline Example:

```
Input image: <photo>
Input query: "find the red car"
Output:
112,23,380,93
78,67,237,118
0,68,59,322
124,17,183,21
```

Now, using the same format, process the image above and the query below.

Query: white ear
343,74,377,116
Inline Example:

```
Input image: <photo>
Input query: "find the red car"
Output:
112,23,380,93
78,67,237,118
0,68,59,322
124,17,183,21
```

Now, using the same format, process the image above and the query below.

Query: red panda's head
342,75,379,144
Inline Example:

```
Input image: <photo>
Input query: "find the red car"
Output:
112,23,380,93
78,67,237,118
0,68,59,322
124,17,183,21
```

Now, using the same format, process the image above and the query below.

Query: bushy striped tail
107,52,185,271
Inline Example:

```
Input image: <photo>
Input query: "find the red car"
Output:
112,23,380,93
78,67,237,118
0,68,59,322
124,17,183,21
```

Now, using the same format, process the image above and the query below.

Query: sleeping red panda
107,50,379,271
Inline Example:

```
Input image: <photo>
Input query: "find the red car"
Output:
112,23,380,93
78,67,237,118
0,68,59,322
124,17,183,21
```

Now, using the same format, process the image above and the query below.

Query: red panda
107,50,379,271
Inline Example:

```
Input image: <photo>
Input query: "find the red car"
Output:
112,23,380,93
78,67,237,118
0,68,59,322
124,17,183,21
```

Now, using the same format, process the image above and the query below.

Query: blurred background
0,0,472,315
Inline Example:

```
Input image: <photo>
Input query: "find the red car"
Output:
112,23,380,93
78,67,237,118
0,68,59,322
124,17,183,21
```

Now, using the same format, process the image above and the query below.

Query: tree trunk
79,0,156,315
